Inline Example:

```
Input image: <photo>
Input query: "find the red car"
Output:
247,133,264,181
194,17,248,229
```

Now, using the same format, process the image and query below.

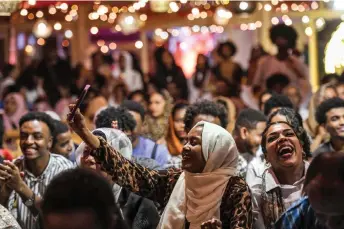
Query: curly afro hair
264,94,294,116
184,100,228,132
95,106,136,132
218,41,237,58
270,24,298,48
315,97,344,125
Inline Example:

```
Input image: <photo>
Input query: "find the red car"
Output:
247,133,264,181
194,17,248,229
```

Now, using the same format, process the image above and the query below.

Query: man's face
242,121,266,155
20,120,52,160
337,85,344,100
325,107,344,140
52,131,73,158
129,111,142,136
43,210,104,229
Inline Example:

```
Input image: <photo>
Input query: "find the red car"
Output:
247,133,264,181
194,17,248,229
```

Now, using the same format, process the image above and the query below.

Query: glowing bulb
302,16,310,24
109,42,117,50
60,3,68,11
169,2,180,12
97,5,108,15
36,10,43,18
281,3,288,11
28,0,36,6
180,42,188,50
192,25,200,32
271,0,279,6
135,40,143,49
255,21,262,28
264,4,272,11
160,31,169,40
49,7,56,14
90,27,99,34
192,8,200,15
54,22,62,30
240,24,248,31
97,40,105,46
125,15,134,25
65,15,73,22
239,2,249,11
100,45,109,53
25,45,33,53
271,17,279,25
305,27,313,36
285,18,293,26
20,9,28,16
65,30,73,39
311,1,319,10
316,18,326,31
37,38,45,45
140,14,147,21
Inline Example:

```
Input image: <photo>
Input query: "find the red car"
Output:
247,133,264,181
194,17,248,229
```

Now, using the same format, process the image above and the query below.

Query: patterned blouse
91,137,253,229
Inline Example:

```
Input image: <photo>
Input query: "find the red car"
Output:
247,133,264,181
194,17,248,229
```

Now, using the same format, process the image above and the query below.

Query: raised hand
201,218,222,229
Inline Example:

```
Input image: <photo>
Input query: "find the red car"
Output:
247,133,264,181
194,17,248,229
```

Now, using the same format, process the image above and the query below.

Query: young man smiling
314,97,344,156
0,112,74,229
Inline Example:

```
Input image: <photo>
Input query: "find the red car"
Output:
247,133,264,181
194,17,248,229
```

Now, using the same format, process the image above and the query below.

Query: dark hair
315,97,344,125
128,90,148,102
121,100,145,122
2,63,15,78
264,94,294,116
184,100,228,132
19,112,55,136
95,106,136,132
259,90,276,111
41,168,126,229
268,107,311,158
0,115,4,148
218,41,237,58
321,73,339,85
171,101,189,120
51,120,69,148
235,108,267,132
266,73,290,92
270,24,298,48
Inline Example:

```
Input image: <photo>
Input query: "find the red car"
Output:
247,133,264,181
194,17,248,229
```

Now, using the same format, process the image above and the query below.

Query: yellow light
271,0,279,6
180,0,187,3
255,21,262,28
28,13,34,20
54,22,62,30
112,7,119,13
128,6,135,13
109,42,117,50
316,18,326,31
100,14,108,21
200,11,207,19
36,11,43,18
282,15,289,22
100,45,109,53
109,12,117,19
49,7,57,15
169,2,180,12
311,1,319,10
271,17,279,25
25,45,33,53
305,27,313,36
135,40,143,49
28,0,36,6
324,22,344,74
97,40,105,46
62,40,69,47
60,3,68,11
90,27,99,35
204,3,210,10
65,15,73,22
285,19,293,26
70,10,78,17
298,5,305,12
20,9,28,16
71,5,78,11
281,3,288,11
115,25,122,31
302,16,310,24
264,4,272,12
97,5,108,15
240,24,248,31
291,3,298,11
37,38,45,46
140,14,147,21
187,14,194,20
65,30,73,39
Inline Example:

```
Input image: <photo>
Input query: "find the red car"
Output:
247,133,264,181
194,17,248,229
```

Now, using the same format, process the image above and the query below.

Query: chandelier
0,0,21,16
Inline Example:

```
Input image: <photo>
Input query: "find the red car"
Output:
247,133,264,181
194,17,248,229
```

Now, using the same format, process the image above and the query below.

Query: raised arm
67,104,181,207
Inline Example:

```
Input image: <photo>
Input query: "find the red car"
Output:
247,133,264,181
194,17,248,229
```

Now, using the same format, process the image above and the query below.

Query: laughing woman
250,120,310,229
68,105,252,229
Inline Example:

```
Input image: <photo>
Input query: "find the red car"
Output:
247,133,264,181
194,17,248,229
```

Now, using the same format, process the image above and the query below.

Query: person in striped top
0,112,74,229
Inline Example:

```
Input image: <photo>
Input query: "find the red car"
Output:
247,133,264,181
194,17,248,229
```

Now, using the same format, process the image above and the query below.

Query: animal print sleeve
91,136,182,207
223,177,253,229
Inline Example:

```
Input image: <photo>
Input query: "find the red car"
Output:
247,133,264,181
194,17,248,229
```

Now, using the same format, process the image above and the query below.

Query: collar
264,161,309,192
23,154,52,181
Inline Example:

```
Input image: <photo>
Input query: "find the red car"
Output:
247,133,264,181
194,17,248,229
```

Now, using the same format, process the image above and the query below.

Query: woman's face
265,122,303,170
149,93,166,118
4,95,18,116
162,51,173,67
182,125,206,173
173,107,187,140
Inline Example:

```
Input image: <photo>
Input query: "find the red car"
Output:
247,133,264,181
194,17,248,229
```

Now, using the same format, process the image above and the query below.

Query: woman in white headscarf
68,105,253,229
113,51,144,93
75,128,160,229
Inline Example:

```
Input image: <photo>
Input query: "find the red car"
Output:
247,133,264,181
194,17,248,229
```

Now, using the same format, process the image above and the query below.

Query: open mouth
182,151,190,161
277,144,294,159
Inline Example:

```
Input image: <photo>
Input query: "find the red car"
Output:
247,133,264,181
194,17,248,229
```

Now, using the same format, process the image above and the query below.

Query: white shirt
250,161,309,229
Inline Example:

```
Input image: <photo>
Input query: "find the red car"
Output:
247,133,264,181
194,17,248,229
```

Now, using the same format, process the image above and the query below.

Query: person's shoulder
226,176,250,193
50,154,75,168
275,197,310,228
313,142,331,157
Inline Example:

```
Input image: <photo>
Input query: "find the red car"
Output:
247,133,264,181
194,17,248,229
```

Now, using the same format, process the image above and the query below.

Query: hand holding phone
68,85,90,122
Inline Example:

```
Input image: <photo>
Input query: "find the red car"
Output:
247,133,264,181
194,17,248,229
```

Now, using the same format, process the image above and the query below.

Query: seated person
51,120,75,162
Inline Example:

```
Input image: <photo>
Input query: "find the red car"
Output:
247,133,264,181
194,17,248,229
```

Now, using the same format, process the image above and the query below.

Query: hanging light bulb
117,12,142,35
214,7,232,25
33,19,52,38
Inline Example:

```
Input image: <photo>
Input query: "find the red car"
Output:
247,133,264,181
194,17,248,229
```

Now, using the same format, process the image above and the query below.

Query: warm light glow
65,30,73,39
100,45,109,53
201,26,209,33
214,7,232,25
271,17,279,25
70,10,78,17
49,7,57,15
281,3,288,11
36,11,43,18
187,14,194,20
109,12,117,19
324,22,344,74
28,0,36,6
200,11,207,19
60,3,68,11
90,12,99,20
128,6,135,13
316,18,326,31
90,27,99,34
71,5,78,11
20,9,28,16
305,27,313,36
264,4,272,11
180,42,188,51
239,2,249,11
160,31,169,40
311,1,319,10
135,40,143,49
248,23,256,30
271,0,279,6
62,40,69,47
192,25,200,32
302,15,310,24
169,2,180,12
172,29,179,37
97,40,105,46
112,7,119,13
54,22,62,30
140,14,147,21
285,18,293,26
298,5,305,12
282,15,289,22
341,14,344,21
334,0,344,10
65,15,73,22
28,13,34,20
109,42,117,50
180,0,187,3
192,7,200,15
100,14,108,21
37,38,45,46
291,3,298,11
125,15,134,25
115,25,122,31
33,19,52,38
25,45,33,53
255,21,262,28
240,24,248,31
216,26,224,33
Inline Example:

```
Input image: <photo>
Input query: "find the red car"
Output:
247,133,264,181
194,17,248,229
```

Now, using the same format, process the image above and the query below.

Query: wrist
16,181,28,195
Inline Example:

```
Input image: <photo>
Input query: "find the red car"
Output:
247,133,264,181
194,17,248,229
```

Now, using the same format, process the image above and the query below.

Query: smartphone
68,84,90,122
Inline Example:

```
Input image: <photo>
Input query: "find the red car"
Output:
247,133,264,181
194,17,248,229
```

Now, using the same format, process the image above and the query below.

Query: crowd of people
0,22,344,229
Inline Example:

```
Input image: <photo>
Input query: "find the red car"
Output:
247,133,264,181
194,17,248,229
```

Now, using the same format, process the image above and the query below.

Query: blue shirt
132,136,170,167
274,197,326,229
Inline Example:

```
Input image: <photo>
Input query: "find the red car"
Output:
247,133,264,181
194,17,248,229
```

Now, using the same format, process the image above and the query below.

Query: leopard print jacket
92,137,253,229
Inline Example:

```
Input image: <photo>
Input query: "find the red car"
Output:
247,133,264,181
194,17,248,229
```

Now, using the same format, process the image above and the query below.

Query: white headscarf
158,121,239,229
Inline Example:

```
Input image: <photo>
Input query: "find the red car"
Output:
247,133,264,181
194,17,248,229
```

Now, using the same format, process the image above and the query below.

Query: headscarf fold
2,93,28,131
158,121,238,229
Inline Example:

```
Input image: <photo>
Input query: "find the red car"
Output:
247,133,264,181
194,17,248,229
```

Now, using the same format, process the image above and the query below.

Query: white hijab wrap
158,121,239,229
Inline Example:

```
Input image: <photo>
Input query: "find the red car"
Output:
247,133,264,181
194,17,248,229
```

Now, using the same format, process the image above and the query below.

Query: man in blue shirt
96,102,170,167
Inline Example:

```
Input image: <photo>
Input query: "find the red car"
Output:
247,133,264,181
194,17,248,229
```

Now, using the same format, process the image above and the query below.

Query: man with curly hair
253,24,311,106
